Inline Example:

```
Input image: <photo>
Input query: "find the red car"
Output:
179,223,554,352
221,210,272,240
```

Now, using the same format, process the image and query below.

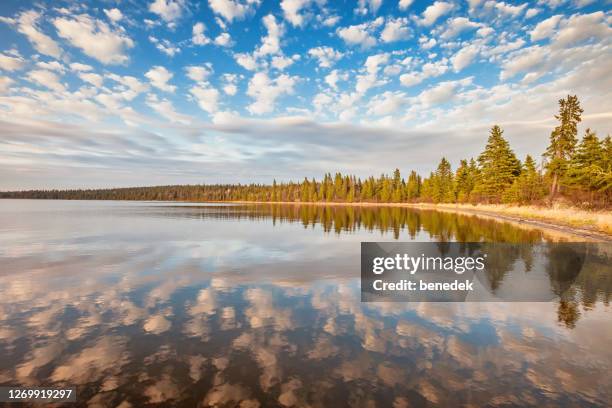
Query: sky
0,0,610,189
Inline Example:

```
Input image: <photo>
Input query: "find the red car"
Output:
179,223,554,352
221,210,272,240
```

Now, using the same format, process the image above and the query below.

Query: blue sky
0,0,610,189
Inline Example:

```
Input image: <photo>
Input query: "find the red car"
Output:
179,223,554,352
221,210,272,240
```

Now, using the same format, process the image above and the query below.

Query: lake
0,200,610,407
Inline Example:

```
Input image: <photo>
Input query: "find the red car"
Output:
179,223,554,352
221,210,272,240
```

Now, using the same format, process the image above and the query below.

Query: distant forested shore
2,95,610,208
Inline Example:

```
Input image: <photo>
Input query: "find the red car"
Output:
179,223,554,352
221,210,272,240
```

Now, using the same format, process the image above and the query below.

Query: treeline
1,95,610,207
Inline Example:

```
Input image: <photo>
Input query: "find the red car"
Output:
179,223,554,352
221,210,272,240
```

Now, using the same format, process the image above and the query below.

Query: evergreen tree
503,155,546,204
405,170,421,200
474,125,521,202
433,157,454,203
544,95,583,197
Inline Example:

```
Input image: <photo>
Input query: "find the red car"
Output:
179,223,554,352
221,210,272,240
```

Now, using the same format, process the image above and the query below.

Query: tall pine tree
544,95,583,197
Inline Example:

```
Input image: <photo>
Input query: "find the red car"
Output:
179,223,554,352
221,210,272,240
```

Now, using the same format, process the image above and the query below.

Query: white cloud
208,0,261,23
319,15,340,27
247,72,297,114
451,44,479,72
367,91,406,116
530,15,562,41
419,1,453,26
192,22,210,45
78,72,104,87
308,46,343,68
356,0,383,15
27,70,65,93
398,0,414,10
399,59,449,87
190,83,220,113
150,36,180,56
185,65,214,82
145,66,176,92
271,55,296,70
490,1,527,16
440,17,481,39
255,14,284,57
234,53,258,71
4,11,62,58
0,52,25,71
337,17,383,48
552,11,611,48
104,8,123,23
281,0,314,27
365,53,390,75
149,0,185,26
525,8,541,18
324,69,348,90
107,74,149,100
214,33,233,47
419,36,437,50
399,72,422,87
380,17,411,43
418,78,472,106
36,60,65,72
146,94,190,124
222,73,239,95
500,46,546,80
53,14,134,65
69,62,93,72
0,76,13,93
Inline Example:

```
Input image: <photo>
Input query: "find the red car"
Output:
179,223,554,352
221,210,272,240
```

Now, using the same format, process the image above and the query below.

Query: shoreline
2,198,611,241
224,200,612,241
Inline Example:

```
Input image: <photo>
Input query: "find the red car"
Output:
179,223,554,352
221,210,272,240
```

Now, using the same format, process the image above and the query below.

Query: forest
1,95,610,208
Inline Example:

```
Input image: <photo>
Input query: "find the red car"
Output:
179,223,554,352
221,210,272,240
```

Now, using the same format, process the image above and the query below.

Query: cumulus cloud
255,14,284,57
399,0,414,10
27,70,65,93
78,72,104,88
337,17,384,48
104,8,123,23
214,32,234,47
0,76,13,93
440,17,482,39
451,44,479,72
2,10,62,58
418,77,472,106
192,22,210,45
69,62,93,72
356,0,383,15
209,0,261,23
308,46,343,68
530,15,562,41
399,59,449,87
247,72,298,115
419,1,453,26
149,0,185,26
0,52,25,71
185,65,214,82
281,0,317,27
150,36,180,56
53,14,134,65
146,94,191,124
145,66,176,92
190,83,220,113
324,69,348,90
380,17,411,43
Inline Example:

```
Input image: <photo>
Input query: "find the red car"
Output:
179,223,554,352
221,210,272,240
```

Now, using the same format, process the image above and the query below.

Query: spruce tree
475,125,520,202
544,95,583,197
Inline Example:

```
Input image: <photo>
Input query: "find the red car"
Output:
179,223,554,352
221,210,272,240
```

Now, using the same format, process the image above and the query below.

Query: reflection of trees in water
153,204,546,242
147,204,610,328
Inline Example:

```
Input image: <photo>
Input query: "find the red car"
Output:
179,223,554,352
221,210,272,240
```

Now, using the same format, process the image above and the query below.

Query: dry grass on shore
423,203,612,236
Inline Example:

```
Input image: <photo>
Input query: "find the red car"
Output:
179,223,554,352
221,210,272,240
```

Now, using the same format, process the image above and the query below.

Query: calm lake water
0,200,610,407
